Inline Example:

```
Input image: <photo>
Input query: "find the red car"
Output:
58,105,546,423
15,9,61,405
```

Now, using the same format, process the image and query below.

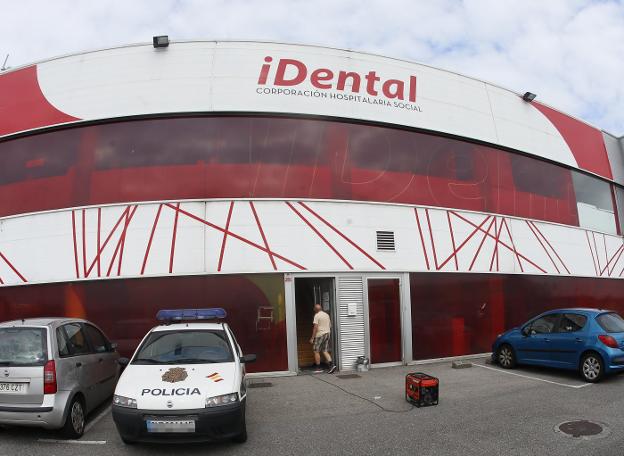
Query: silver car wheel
71,401,85,435
582,356,601,380
499,346,513,367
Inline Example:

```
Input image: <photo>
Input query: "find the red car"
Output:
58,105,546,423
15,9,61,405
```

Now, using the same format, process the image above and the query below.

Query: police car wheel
121,436,136,445
62,397,85,439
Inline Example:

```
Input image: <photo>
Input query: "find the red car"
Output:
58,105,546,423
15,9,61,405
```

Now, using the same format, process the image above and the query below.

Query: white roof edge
602,129,624,140
0,39,608,133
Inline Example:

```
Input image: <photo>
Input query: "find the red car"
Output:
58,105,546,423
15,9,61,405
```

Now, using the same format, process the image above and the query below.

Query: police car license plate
0,382,26,394
146,419,195,433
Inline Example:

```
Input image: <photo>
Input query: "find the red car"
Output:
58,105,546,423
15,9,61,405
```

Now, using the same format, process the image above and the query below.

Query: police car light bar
156,308,227,322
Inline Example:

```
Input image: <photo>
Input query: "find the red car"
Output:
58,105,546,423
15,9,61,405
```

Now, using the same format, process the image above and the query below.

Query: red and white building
1,40,623,373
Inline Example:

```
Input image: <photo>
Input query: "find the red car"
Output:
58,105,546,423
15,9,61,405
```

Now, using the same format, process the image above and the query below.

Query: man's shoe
328,364,337,374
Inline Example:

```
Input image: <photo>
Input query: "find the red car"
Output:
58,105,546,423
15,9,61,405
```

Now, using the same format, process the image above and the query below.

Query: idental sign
258,57,417,102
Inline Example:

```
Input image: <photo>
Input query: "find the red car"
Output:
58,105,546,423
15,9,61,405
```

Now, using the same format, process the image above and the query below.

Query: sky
2,0,623,135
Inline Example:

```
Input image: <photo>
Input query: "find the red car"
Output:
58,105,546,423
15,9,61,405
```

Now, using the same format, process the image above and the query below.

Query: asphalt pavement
1,359,624,455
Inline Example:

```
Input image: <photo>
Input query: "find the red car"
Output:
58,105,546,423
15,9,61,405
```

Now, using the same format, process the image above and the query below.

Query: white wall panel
32,41,578,169
0,199,622,288
486,85,576,167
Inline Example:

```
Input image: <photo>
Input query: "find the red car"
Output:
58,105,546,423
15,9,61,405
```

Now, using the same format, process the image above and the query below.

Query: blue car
492,308,624,382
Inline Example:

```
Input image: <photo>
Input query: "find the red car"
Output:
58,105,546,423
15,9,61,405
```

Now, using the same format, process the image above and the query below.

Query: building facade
1,41,623,373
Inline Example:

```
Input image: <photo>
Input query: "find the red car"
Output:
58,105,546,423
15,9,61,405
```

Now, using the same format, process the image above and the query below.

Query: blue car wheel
497,344,516,369
580,352,604,383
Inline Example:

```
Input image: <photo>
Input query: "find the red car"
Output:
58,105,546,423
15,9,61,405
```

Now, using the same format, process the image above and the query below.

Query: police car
111,309,256,444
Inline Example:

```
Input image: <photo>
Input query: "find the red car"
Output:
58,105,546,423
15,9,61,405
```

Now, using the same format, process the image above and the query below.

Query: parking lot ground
2,359,624,455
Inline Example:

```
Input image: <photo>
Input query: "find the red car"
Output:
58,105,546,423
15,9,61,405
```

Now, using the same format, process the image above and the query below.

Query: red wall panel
0,274,288,373
411,273,624,361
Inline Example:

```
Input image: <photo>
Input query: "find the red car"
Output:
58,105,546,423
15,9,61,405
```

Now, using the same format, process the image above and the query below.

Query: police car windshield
132,330,234,364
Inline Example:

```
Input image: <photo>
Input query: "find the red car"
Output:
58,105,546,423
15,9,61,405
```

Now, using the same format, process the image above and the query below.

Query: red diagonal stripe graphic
97,208,102,277
165,203,305,270
502,218,523,273
529,221,570,274
84,206,133,278
435,214,492,271
82,209,88,278
447,211,458,271
450,212,546,273
141,204,163,275
600,243,624,277
469,217,497,271
425,209,440,270
592,232,601,272
298,202,385,270
218,202,235,272
488,218,504,272
250,202,277,271
585,231,598,275
105,205,138,277
286,202,353,269
169,202,181,274
526,221,560,274
0,251,27,283
414,208,430,270
71,210,80,279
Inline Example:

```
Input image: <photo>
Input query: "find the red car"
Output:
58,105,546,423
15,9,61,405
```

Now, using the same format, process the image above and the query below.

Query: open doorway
294,277,337,372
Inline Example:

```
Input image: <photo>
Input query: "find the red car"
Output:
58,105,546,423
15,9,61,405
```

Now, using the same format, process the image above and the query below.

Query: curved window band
0,115,617,233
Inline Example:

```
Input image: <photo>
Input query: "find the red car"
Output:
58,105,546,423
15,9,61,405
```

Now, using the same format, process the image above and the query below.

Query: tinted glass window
572,171,616,234
133,330,233,364
84,325,109,353
615,185,624,234
556,314,587,333
0,116,579,227
511,154,568,198
0,327,47,366
63,323,91,355
596,313,624,333
529,314,560,334
56,327,71,357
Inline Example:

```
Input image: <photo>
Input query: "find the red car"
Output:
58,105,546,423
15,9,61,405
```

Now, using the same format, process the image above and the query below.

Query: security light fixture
153,35,169,48
522,92,537,102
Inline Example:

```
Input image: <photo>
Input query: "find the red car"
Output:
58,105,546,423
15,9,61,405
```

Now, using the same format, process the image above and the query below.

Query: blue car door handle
544,338,551,342
575,338,583,342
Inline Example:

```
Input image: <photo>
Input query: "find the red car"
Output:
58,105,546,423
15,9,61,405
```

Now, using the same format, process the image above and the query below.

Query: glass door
367,278,402,364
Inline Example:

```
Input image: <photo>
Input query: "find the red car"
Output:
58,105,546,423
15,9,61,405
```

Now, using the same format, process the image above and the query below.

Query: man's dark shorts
313,333,330,353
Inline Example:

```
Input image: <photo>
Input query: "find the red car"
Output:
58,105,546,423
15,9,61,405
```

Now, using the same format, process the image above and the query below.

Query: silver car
0,318,119,438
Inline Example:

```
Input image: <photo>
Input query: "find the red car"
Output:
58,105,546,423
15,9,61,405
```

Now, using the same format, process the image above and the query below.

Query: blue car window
596,313,624,333
556,314,587,333
529,314,560,334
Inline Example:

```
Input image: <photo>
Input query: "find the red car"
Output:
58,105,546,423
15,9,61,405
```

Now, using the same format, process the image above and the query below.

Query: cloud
2,0,623,134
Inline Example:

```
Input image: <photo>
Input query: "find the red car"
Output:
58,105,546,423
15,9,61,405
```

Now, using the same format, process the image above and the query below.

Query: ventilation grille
337,276,365,371
376,231,395,251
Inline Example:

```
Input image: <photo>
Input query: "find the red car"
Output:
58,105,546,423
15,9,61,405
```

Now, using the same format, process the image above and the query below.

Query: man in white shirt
309,303,336,373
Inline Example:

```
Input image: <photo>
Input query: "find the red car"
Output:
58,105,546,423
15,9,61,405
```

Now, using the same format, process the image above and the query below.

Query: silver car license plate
146,419,196,433
0,382,26,394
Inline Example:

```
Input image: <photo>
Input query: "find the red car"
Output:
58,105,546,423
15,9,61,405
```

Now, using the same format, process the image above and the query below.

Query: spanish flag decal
207,372,224,383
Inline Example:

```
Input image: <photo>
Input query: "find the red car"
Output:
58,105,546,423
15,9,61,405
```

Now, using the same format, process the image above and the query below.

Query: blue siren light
156,308,227,322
